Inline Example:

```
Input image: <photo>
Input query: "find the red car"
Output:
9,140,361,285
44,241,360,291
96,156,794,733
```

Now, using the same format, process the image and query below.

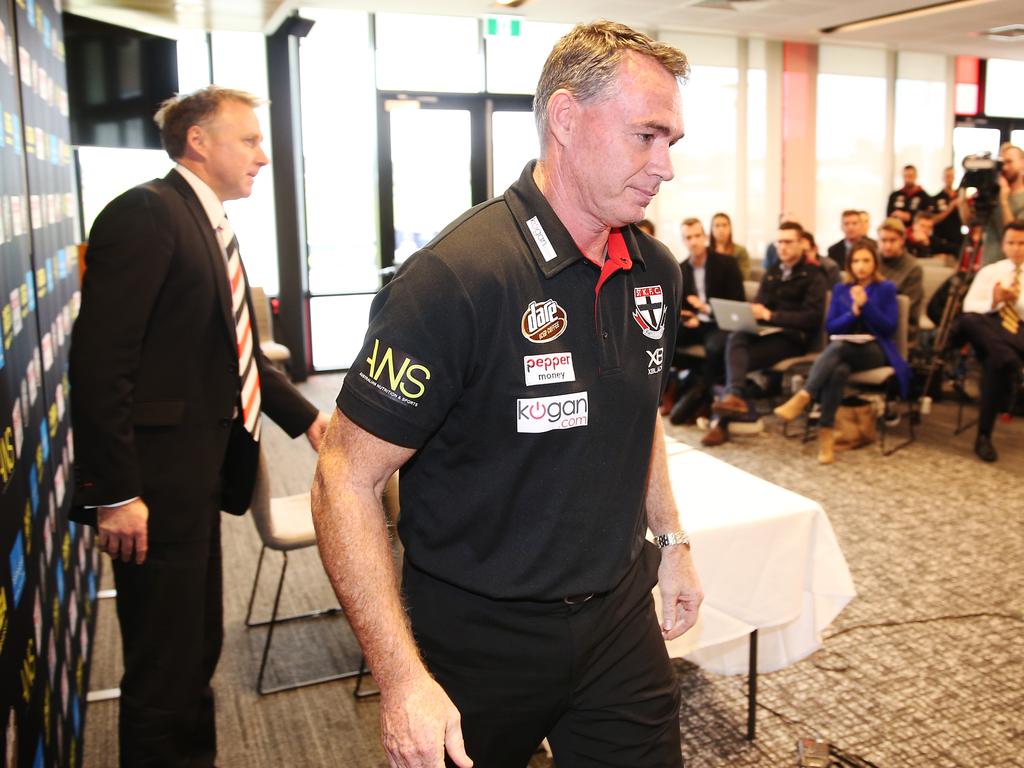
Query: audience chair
846,295,914,455
250,286,292,373
771,292,831,406
245,450,389,696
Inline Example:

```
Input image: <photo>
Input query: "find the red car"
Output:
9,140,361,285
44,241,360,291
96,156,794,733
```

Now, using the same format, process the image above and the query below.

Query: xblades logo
646,348,663,375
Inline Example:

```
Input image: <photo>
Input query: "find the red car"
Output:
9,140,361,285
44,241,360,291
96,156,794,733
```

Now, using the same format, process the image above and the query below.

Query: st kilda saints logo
631,285,666,340
521,299,568,343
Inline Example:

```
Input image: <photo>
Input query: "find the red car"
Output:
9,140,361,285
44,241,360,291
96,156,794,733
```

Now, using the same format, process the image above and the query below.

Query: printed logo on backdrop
521,299,567,343
646,348,664,376
631,285,666,340
359,339,431,407
523,352,576,386
516,392,588,433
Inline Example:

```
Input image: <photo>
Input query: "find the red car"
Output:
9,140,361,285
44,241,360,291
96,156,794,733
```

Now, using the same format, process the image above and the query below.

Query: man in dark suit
69,86,327,768
827,208,875,268
669,217,745,423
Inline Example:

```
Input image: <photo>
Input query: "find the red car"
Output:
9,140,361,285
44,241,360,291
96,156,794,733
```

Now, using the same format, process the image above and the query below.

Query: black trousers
724,330,805,396
403,544,683,768
674,322,729,386
112,513,223,768
952,312,1024,436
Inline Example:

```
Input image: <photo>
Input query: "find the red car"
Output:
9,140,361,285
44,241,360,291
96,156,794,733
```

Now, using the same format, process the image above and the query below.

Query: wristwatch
653,531,690,549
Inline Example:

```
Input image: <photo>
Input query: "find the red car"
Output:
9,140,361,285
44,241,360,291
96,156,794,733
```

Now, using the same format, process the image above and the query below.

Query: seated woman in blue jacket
774,238,911,464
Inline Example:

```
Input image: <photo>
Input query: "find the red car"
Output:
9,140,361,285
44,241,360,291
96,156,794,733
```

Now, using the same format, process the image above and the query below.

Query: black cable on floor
824,611,1024,640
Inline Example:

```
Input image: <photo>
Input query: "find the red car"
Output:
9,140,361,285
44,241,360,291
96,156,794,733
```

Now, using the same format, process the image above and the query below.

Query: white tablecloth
655,440,856,675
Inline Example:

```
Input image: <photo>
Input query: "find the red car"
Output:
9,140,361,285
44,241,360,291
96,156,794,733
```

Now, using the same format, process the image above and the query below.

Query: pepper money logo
359,339,431,407
516,392,588,433
631,285,666,340
521,299,567,343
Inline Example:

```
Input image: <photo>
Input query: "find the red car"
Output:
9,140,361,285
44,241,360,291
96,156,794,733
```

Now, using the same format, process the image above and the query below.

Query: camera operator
963,144,1024,266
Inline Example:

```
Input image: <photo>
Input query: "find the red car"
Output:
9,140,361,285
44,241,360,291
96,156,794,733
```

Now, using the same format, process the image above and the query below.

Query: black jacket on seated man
753,256,828,347
677,250,745,346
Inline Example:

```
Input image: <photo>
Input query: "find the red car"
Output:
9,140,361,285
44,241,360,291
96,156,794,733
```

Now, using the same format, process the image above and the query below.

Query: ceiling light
982,23,1024,40
821,0,997,35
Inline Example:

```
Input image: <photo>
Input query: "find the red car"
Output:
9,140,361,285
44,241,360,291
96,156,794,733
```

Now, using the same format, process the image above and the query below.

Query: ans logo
516,392,589,433
359,339,431,407
646,348,664,376
631,285,666,340
521,300,568,343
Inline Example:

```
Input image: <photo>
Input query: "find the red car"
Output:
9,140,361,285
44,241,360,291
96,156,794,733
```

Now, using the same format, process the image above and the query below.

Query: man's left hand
657,544,703,641
751,303,771,322
306,411,331,452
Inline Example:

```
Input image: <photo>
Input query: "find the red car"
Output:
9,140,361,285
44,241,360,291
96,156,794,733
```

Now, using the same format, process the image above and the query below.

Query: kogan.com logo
523,352,576,386
516,392,589,433
521,299,568,343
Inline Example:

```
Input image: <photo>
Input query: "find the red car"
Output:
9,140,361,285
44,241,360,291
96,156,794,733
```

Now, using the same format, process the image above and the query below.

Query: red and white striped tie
218,217,262,441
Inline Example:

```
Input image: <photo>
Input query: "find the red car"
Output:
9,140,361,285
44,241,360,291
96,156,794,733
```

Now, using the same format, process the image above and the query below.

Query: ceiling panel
63,0,1024,61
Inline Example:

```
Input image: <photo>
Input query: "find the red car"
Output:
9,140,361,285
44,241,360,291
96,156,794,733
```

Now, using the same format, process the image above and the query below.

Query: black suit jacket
680,250,745,320
69,170,317,540
827,236,877,271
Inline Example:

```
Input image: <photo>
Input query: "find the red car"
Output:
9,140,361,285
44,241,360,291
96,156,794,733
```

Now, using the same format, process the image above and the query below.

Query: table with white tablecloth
653,439,856,736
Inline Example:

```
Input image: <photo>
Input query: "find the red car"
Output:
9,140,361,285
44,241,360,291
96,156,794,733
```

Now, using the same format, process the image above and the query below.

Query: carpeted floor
83,373,1024,767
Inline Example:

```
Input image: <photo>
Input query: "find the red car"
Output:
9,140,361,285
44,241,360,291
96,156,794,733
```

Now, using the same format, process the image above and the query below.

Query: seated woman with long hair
709,211,751,279
773,238,911,464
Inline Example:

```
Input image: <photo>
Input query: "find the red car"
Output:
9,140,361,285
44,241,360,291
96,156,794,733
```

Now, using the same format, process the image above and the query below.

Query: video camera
959,152,1003,219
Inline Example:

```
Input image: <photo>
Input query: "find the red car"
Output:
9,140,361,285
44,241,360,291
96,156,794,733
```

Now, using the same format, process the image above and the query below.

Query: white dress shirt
962,258,1024,317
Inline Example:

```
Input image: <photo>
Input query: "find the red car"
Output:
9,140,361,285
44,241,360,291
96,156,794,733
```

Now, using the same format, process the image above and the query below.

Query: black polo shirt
337,162,682,600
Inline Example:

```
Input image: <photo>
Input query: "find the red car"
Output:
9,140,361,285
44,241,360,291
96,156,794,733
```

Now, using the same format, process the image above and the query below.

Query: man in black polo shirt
312,21,701,768
887,164,932,225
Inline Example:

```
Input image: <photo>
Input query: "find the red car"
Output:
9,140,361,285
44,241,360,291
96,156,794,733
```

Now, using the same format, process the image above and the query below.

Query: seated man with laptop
702,221,827,447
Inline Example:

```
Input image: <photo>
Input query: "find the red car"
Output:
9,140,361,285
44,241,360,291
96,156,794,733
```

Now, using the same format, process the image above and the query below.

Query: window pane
894,53,948,197
746,65,769,262
211,31,278,295
310,294,375,371
176,31,210,92
78,147,171,235
491,111,537,197
300,9,379,295
375,14,482,93
656,65,738,261
1012,130,1024,149
816,72,887,248
485,21,571,94
984,59,1024,119
390,107,472,265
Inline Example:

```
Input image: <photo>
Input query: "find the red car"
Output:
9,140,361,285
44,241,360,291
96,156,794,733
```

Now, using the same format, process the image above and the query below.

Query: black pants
403,544,683,768
674,322,729,386
724,331,805,396
112,513,223,768
952,312,1024,436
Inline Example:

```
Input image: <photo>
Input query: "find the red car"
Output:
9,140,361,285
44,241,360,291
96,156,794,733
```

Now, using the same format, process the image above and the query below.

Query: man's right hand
97,499,149,564
380,674,473,768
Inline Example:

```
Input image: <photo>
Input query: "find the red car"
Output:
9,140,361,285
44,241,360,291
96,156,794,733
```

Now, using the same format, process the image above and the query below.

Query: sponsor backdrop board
0,0,92,766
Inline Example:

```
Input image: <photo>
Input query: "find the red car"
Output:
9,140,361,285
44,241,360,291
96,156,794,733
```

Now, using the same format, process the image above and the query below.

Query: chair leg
256,551,289,695
245,545,268,627
353,655,380,700
251,549,366,696
880,399,916,456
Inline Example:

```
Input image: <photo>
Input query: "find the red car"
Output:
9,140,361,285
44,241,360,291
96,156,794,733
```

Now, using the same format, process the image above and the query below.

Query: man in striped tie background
953,219,1024,462
70,86,328,767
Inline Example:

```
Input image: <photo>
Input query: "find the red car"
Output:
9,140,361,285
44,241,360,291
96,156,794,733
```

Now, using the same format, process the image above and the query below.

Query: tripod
920,200,988,402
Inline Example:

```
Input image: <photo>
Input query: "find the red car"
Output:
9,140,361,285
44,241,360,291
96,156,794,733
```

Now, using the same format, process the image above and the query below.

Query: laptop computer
709,298,783,336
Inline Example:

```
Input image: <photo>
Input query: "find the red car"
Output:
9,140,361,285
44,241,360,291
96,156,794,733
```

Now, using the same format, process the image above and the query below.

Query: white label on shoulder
517,392,588,433
526,216,559,263
524,352,576,386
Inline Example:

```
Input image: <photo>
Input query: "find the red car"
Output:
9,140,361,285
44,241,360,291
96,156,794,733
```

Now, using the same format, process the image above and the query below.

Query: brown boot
818,427,835,464
773,390,811,422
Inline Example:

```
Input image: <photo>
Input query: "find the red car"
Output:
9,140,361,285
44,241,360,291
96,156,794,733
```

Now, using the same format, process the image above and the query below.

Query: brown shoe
701,424,729,447
712,393,749,417
659,379,678,416
773,390,811,422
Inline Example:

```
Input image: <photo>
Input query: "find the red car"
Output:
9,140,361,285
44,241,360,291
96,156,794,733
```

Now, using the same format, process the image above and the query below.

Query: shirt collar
175,163,225,229
503,160,646,279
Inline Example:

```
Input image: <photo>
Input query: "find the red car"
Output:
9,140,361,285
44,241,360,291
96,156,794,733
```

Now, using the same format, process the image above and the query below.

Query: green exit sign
485,15,522,37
